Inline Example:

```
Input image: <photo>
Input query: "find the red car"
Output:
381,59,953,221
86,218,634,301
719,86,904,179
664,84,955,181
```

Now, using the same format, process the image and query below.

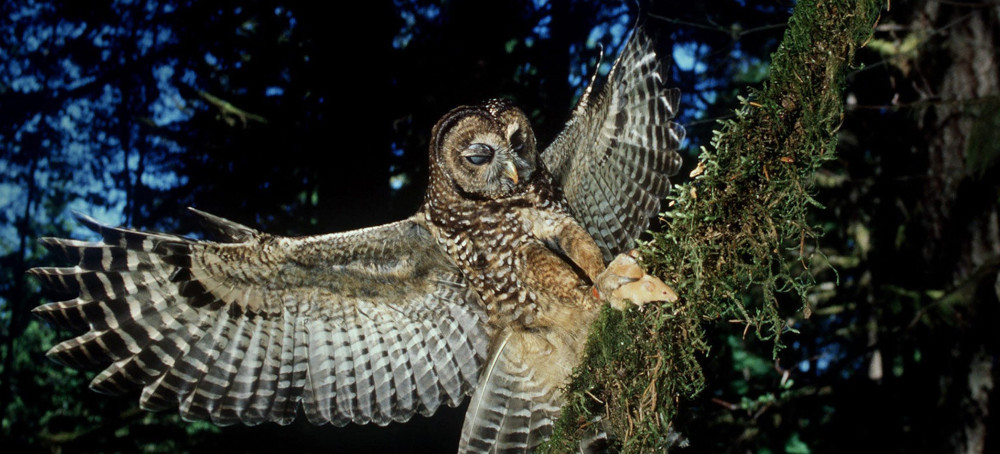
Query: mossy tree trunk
542,0,884,452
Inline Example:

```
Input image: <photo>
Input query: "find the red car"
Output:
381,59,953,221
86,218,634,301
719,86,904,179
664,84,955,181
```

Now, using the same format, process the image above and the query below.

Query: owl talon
596,250,678,309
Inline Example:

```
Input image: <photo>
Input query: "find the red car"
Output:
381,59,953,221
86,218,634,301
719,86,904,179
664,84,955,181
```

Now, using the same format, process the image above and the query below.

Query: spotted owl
29,29,683,453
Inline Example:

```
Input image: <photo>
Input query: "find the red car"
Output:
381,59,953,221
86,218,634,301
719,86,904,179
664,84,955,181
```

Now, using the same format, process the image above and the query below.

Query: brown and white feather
31,211,490,427
543,30,685,261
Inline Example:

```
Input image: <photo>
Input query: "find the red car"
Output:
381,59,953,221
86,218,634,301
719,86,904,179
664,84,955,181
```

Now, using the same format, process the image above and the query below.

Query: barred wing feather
542,30,685,261
29,210,490,427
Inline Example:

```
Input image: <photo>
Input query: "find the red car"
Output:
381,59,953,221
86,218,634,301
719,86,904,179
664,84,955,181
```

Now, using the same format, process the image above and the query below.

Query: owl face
430,99,538,200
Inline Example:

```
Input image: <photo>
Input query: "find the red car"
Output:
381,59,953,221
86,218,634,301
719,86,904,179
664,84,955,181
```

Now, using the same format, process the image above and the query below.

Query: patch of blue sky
58,57,81,81
393,33,411,50
585,6,629,50
0,221,16,256
62,142,89,166
56,107,81,137
514,61,533,82
67,198,126,234
8,1,46,22
55,19,87,43
127,146,140,170
400,8,416,26
799,340,845,376
65,75,95,91
394,9,417,50
392,1,440,50
692,76,718,95
585,25,606,50
181,68,197,86
389,173,409,191
265,86,284,97
92,24,117,47
99,83,122,111
567,72,583,92
419,3,440,20
21,23,53,52
390,141,405,158
533,14,551,40
240,17,256,33
140,163,184,190
681,93,708,120
571,16,630,93
6,57,24,77
15,113,42,141
3,57,40,93
143,0,159,18
10,74,42,93
609,16,630,42
0,183,24,218
156,25,174,46
673,42,707,74
754,2,788,14
151,63,193,126
53,141,93,184
101,146,125,176
137,29,155,55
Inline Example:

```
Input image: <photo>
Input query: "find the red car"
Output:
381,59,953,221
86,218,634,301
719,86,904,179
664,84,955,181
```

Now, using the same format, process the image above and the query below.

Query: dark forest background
1,0,997,453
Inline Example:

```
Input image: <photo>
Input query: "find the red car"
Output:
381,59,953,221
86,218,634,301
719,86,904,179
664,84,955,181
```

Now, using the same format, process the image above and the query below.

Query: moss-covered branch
542,1,883,451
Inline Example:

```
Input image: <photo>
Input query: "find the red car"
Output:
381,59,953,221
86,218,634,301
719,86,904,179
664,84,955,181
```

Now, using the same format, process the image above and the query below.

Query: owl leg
594,250,677,309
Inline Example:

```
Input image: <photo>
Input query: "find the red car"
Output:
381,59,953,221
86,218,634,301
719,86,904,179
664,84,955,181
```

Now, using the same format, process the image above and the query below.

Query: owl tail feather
458,330,559,453
187,207,259,242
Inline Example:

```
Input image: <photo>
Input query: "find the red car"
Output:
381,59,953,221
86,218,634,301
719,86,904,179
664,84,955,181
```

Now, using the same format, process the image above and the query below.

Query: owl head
428,99,538,200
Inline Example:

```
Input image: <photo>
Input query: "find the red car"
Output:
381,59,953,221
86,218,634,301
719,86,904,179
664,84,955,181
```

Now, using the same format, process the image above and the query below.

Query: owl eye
510,133,527,155
466,155,490,165
463,143,494,166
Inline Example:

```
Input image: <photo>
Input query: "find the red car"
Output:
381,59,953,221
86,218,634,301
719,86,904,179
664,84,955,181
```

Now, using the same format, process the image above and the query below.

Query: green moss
542,1,883,451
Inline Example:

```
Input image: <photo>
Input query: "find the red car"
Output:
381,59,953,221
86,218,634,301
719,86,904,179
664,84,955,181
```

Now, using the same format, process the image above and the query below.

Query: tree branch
542,1,884,452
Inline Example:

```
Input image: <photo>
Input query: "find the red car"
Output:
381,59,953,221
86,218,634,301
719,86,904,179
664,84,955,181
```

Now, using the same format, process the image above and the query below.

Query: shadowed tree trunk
910,2,999,453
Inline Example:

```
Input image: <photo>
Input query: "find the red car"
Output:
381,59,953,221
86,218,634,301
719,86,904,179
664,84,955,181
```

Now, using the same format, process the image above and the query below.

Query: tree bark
912,3,1000,453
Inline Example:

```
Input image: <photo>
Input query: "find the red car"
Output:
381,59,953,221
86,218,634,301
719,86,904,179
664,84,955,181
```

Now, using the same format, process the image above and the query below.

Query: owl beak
504,161,519,185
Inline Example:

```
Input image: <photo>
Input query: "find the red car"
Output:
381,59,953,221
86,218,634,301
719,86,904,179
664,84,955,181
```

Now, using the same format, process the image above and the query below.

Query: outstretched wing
29,209,489,427
542,29,685,261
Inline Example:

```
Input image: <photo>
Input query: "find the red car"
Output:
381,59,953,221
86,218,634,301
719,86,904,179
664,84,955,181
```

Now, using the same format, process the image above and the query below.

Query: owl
29,29,683,453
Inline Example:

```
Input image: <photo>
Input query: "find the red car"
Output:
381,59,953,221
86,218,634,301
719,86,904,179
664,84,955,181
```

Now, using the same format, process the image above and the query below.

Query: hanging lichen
541,1,883,452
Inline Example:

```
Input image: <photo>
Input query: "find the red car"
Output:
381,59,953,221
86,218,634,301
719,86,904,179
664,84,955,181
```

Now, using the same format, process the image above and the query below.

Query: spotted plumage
29,28,683,453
